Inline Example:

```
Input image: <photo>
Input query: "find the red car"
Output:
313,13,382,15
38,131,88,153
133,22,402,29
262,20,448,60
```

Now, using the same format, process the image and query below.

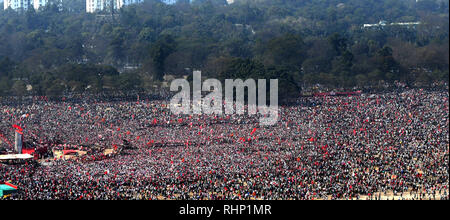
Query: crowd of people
0,88,448,200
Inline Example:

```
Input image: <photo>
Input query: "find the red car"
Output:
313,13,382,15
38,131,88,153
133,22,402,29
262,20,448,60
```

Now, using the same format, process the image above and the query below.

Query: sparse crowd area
0,89,448,200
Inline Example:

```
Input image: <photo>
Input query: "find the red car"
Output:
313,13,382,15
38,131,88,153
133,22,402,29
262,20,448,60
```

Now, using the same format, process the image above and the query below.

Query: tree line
0,0,448,100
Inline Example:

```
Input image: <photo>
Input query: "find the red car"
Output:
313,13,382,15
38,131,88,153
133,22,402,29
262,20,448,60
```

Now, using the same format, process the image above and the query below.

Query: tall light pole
15,131,23,154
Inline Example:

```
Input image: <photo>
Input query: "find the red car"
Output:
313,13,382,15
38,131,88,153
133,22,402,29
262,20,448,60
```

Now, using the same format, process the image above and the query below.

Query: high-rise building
86,0,143,13
4,0,32,11
4,0,52,11
86,0,105,13
32,0,48,10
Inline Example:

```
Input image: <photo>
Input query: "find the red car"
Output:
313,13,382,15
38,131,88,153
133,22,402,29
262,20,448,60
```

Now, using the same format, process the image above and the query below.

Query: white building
86,0,143,13
116,0,143,9
32,0,48,10
86,0,106,13
4,0,32,11
363,20,421,29
4,0,52,11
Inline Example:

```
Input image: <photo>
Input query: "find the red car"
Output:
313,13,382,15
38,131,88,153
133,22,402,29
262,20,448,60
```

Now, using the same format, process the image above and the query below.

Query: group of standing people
0,88,448,200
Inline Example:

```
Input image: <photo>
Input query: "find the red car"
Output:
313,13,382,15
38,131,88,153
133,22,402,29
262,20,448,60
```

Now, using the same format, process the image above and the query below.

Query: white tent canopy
0,154,33,160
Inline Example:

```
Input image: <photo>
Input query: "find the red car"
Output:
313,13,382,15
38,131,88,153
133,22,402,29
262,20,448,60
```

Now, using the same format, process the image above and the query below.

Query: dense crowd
0,89,448,200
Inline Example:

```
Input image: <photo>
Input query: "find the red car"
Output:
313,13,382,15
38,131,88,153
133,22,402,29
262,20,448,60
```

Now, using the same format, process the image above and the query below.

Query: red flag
13,124,23,134
4,182,18,190
250,128,257,135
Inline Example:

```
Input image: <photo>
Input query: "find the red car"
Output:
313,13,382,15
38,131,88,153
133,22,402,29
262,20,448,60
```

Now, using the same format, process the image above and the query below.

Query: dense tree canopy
0,0,448,99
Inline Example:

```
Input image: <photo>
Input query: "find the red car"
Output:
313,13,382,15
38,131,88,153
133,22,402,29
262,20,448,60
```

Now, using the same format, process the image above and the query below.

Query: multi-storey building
4,0,152,13
4,0,52,11
4,0,32,11
86,0,143,13
32,0,48,10
116,0,143,9
86,0,105,13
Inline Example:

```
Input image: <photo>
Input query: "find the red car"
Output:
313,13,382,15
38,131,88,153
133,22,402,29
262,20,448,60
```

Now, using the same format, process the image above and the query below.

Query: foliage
0,0,448,97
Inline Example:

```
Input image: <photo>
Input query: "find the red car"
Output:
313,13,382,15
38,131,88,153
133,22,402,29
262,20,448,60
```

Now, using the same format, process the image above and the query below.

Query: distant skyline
0,0,180,5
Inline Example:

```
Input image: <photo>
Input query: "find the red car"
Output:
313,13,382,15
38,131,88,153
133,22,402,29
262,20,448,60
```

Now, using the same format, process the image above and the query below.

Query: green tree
328,33,348,56
149,35,177,81
11,80,27,96
260,33,306,70
375,46,401,81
